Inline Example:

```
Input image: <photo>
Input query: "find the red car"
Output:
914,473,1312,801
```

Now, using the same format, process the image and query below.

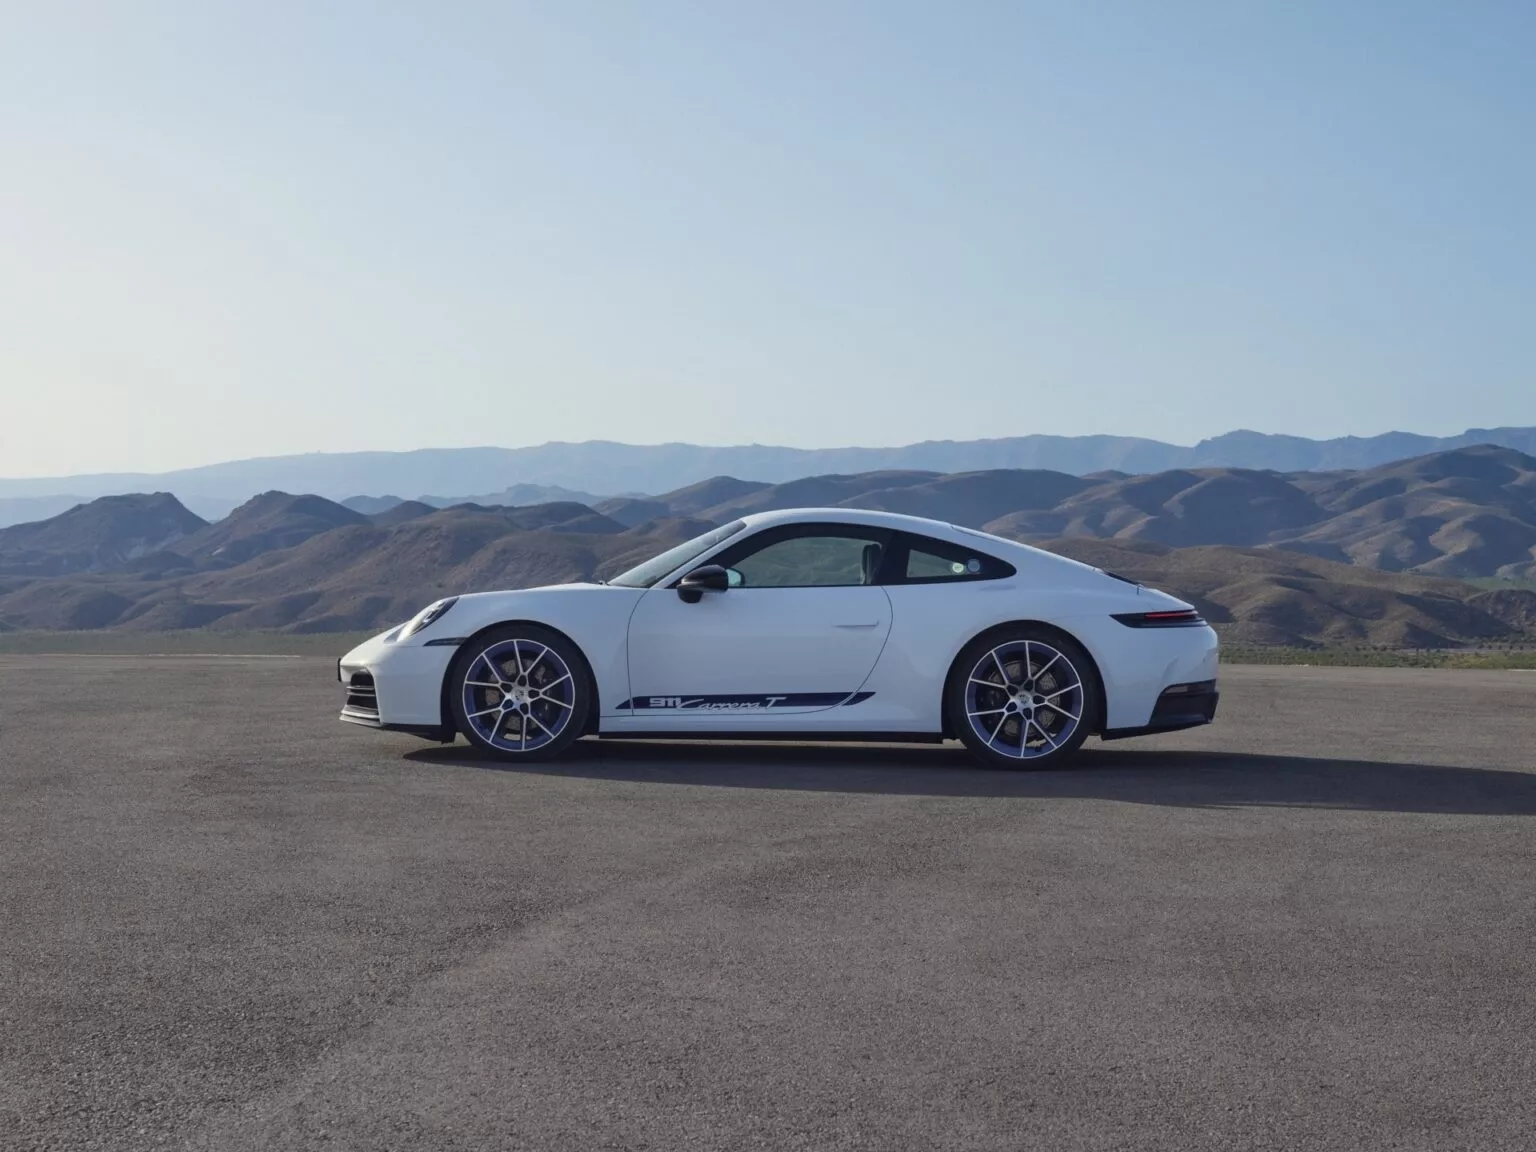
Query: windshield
607,520,747,588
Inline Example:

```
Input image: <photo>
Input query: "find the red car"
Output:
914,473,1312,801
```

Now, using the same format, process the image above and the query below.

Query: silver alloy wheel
963,639,1085,760
460,637,577,753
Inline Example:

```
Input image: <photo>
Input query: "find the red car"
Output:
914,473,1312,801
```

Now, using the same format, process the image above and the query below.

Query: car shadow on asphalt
403,739,1536,815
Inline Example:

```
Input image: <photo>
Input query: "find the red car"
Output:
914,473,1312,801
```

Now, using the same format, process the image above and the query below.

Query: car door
622,524,894,718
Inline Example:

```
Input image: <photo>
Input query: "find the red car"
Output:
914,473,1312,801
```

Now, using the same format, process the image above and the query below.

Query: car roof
737,506,1009,547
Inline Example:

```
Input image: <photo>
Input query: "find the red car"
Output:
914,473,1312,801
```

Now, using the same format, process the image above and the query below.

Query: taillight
1111,609,1206,628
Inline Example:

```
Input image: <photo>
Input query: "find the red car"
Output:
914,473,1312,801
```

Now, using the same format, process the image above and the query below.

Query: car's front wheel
948,626,1099,769
449,625,591,761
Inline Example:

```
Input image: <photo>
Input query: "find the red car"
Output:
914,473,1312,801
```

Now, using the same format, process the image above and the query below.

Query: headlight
400,596,459,639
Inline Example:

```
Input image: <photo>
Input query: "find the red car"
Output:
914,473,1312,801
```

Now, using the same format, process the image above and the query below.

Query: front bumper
337,628,460,735
339,666,382,726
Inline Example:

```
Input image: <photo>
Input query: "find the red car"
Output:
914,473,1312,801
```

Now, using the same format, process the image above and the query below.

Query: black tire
947,625,1100,770
449,624,592,761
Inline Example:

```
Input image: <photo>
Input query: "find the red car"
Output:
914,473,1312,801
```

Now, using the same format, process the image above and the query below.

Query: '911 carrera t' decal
617,691,874,711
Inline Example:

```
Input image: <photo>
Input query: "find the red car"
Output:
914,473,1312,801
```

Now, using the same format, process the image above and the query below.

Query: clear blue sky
2,0,1532,477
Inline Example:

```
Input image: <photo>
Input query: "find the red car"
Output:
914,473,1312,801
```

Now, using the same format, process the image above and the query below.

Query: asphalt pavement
3,657,1535,1151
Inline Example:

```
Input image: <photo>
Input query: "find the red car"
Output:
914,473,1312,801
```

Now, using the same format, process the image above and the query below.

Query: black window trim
671,522,897,589
667,522,1015,589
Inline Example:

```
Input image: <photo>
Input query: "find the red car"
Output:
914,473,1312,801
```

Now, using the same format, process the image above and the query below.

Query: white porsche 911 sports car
338,508,1218,769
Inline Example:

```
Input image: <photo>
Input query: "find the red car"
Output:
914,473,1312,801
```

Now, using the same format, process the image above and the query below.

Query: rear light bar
1112,609,1206,628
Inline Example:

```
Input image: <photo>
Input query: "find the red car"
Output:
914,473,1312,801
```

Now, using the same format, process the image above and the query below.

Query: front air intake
344,671,379,718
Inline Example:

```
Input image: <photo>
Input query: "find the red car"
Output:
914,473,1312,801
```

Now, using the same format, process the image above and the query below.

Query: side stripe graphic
617,691,874,711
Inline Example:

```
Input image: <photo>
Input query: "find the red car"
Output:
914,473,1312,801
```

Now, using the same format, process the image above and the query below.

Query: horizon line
4,423,1533,484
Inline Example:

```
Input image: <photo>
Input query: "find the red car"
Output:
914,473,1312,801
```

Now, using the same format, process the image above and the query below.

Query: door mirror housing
677,564,730,603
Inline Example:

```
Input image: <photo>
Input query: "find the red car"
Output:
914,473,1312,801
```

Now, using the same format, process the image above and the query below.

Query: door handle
834,622,881,629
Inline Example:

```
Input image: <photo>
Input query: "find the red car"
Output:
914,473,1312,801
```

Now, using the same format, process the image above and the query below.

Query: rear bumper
1073,617,1219,731
1100,680,1218,741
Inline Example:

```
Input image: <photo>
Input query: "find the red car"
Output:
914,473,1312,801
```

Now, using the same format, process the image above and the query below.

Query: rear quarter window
896,533,1015,583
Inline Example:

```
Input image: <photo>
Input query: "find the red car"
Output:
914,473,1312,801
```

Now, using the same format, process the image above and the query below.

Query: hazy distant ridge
4,427,1536,511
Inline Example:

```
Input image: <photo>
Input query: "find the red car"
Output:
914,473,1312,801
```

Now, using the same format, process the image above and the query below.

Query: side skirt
596,729,947,745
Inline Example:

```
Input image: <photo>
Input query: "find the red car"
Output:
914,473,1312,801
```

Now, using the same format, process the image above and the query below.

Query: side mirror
677,564,730,603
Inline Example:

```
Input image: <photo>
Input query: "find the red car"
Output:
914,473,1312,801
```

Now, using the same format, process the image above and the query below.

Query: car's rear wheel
449,625,591,761
948,626,1098,769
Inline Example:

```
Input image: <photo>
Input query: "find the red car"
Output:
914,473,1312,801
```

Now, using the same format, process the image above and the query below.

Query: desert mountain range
5,426,1536,528
2,446,1535,649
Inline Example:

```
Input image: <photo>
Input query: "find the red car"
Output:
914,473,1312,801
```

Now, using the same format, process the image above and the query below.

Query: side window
714,527,891,588
899,533,1015,583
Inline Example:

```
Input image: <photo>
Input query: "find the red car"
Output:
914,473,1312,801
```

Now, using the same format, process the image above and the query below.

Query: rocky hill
181,492,368,568
1,446,1534,646
0,494,207,577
